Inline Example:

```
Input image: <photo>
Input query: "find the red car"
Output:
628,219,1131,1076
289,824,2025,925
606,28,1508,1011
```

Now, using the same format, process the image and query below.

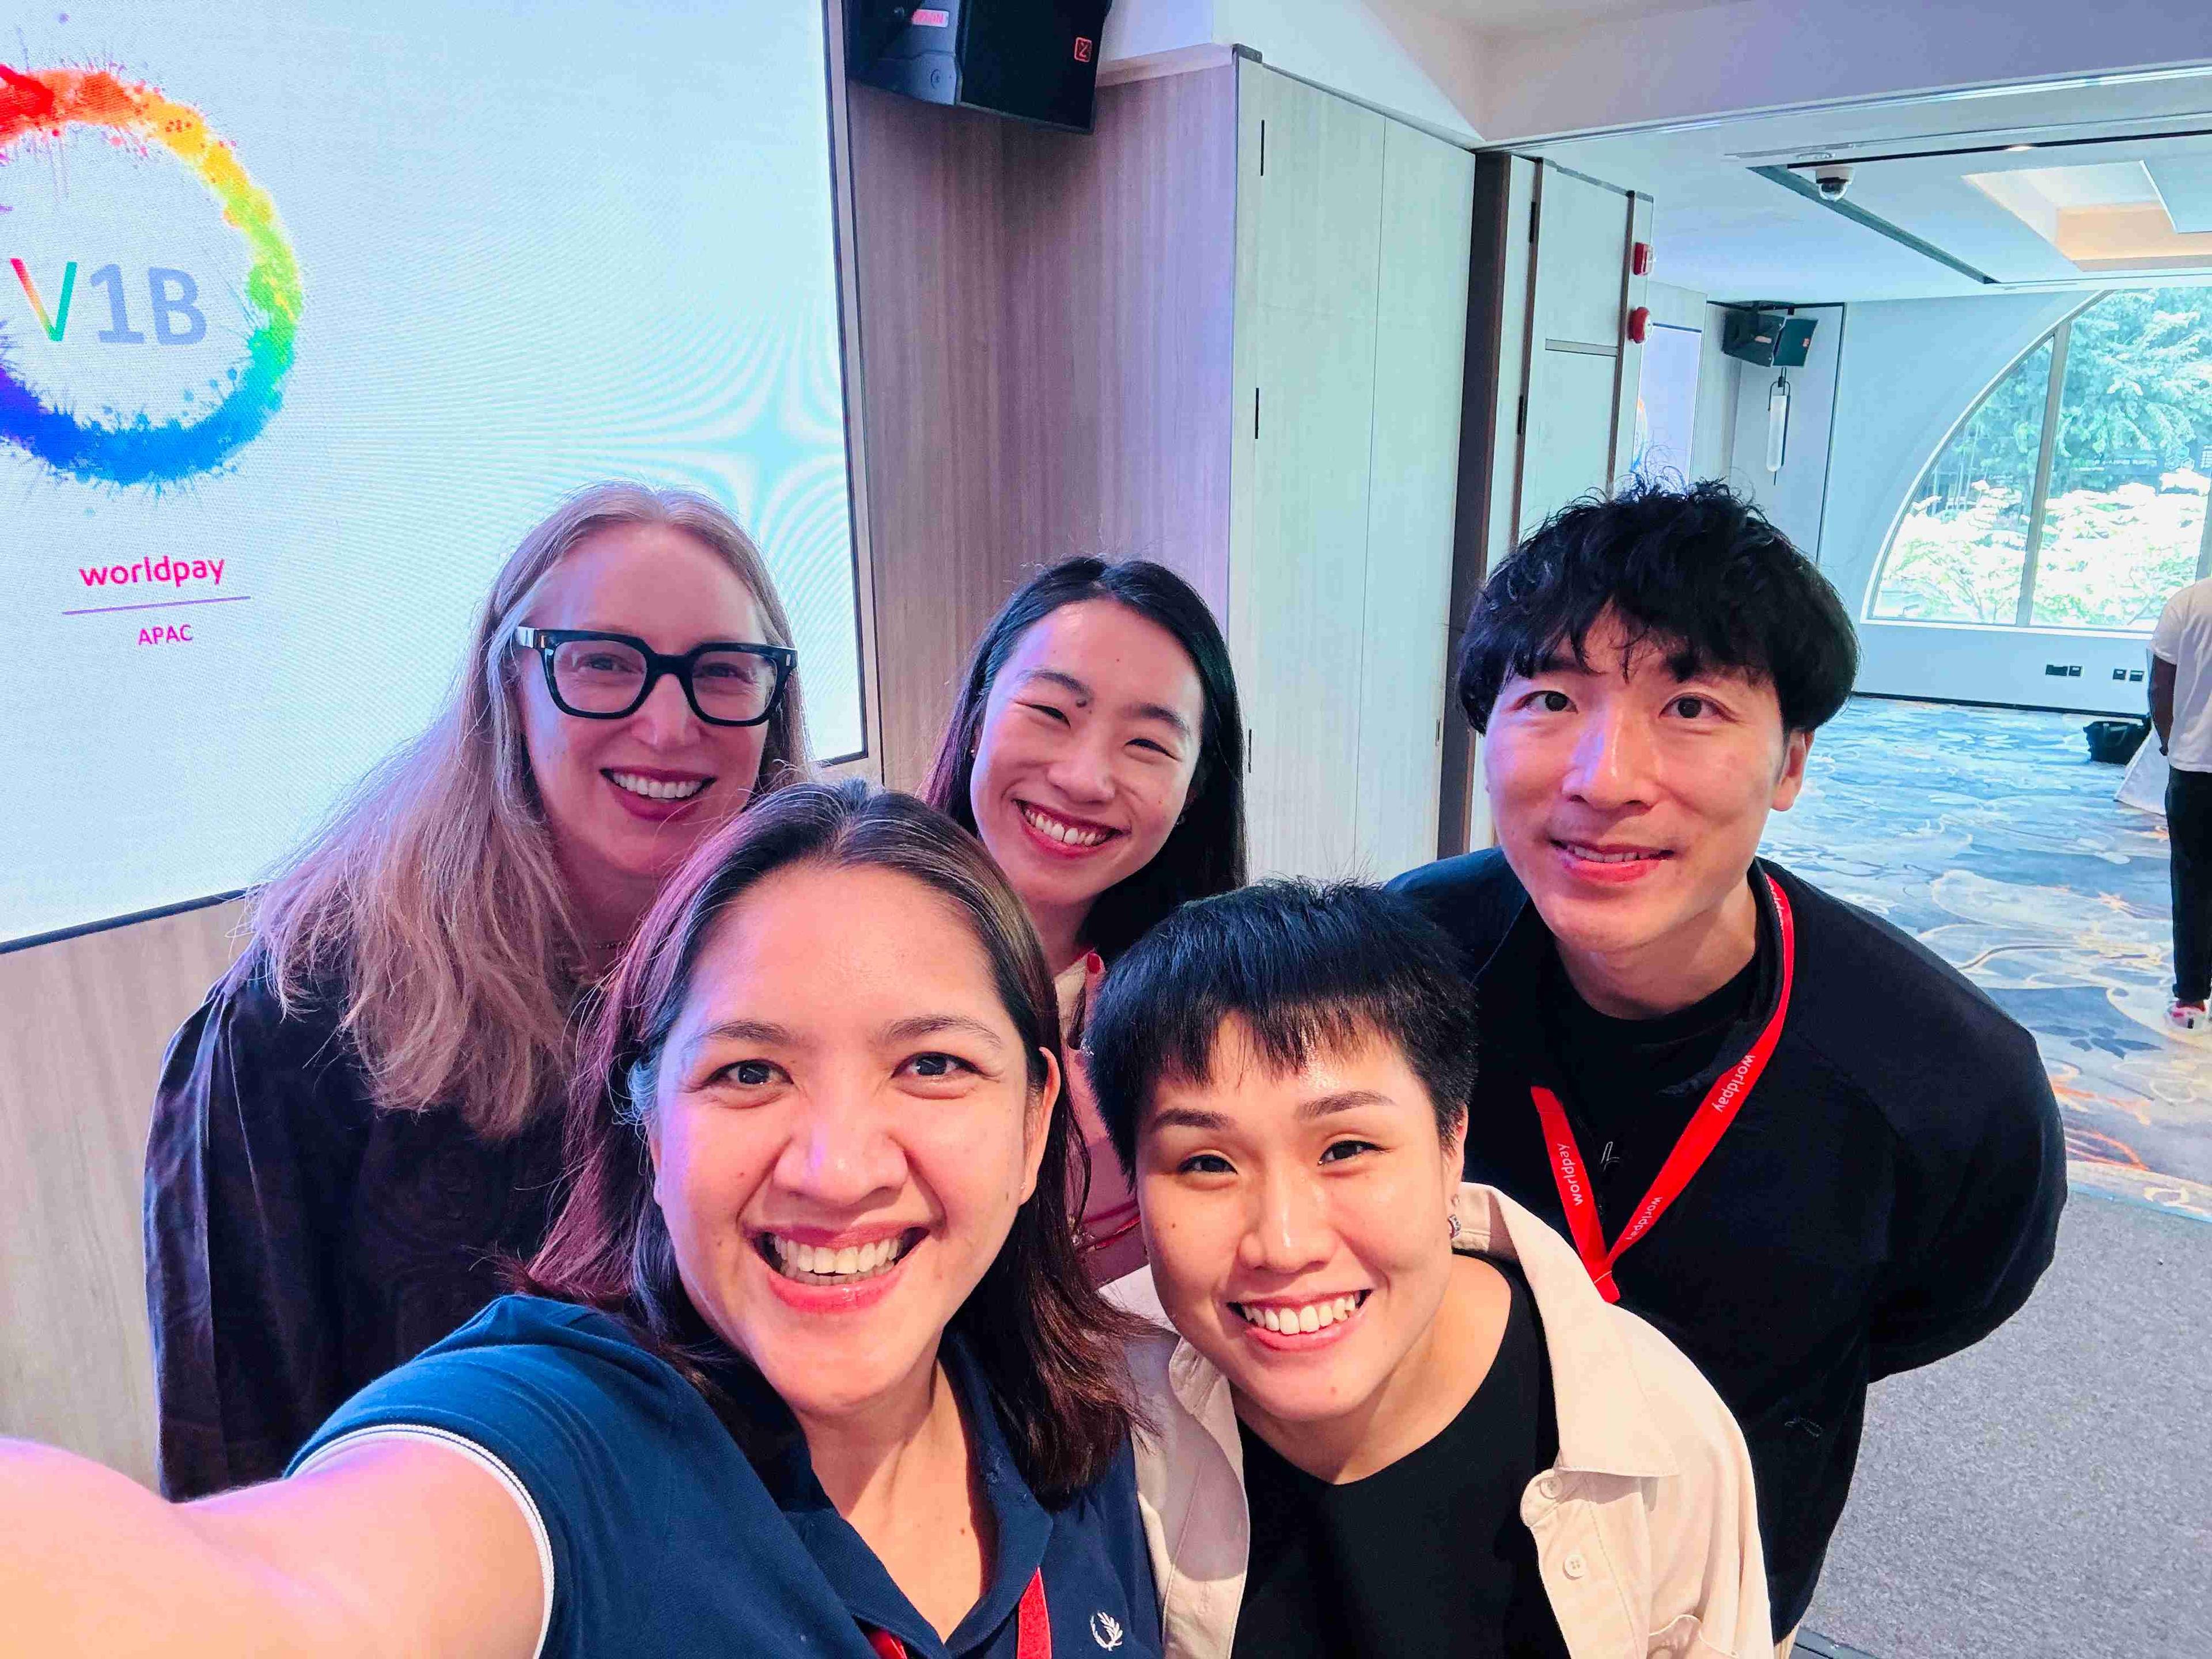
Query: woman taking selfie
925,558,1247,1277
145,482,809,1498
10,785,1158,1657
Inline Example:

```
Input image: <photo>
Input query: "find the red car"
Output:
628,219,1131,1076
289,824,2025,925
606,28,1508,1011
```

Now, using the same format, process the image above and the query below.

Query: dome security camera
1812,162,1854,200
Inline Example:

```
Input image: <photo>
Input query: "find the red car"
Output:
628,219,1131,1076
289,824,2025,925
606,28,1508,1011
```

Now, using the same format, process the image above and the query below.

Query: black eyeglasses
512,627,796,728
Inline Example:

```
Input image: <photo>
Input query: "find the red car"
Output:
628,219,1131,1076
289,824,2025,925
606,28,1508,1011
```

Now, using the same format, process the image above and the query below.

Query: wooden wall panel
997,66,1240,619
0,900,247,1483
847,83,1021,792
849,69,1238,791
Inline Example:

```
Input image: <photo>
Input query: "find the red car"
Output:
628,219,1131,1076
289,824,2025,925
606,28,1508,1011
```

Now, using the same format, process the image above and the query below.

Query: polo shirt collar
759,1334,1054,1659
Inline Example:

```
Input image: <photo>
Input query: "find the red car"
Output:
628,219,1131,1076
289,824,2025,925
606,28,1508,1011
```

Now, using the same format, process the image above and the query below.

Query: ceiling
1414,0,1716,36
1518,66,2212,302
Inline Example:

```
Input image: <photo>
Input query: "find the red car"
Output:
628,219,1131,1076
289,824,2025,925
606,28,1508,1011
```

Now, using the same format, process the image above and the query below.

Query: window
1868,285,2212,632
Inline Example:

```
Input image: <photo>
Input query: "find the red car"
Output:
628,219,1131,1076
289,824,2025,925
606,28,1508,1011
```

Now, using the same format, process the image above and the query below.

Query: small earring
1446,1211,1462,1242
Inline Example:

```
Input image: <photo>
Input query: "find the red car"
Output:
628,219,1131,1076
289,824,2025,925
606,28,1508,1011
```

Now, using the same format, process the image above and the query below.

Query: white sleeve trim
293,1426,554,1659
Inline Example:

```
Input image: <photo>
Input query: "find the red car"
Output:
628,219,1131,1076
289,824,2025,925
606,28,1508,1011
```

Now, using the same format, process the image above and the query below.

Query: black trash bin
2084,718,2151,764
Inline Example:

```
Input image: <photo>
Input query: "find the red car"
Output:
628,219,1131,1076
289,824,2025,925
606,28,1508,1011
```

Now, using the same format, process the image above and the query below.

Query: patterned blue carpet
1757,697,2211,1217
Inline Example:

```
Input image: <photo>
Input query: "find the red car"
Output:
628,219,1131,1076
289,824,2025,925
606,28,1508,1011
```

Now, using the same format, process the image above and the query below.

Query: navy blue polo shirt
290,1294,1160,1659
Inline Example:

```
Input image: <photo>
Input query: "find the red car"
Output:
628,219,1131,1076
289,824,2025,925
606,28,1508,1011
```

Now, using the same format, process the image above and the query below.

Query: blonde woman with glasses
143,482,810,1501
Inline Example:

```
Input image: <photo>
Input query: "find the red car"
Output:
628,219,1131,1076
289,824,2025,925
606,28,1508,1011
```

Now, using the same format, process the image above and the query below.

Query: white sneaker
2167,999,2207,1033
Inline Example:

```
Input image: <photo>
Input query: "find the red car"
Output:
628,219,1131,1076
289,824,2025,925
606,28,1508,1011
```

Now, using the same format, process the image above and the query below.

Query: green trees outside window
1869,286,2212,631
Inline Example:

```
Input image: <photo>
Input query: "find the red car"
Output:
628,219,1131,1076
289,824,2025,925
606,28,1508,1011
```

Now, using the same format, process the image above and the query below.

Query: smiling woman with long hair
924,558,1247,1278
7,785,1159,1659
144,482,809,1499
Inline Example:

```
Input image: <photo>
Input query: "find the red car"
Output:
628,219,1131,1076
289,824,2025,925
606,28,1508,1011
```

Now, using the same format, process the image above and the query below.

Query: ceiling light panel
2147,157,2212,232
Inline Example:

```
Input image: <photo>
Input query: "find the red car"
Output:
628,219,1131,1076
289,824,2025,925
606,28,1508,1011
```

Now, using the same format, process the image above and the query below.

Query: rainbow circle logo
0,65,302,486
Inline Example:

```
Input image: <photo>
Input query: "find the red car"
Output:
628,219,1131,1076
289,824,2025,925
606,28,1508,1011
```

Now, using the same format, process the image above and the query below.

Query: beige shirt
1109,1183,1774,1659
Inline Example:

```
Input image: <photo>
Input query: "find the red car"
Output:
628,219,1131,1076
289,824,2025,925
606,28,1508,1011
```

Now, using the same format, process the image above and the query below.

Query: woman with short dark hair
7,785,1160,1657
925,558,1247,1275
1085,878,1774,1659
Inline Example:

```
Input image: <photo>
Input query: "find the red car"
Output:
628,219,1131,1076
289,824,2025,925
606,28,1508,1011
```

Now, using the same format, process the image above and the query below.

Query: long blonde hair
247,482,812,1138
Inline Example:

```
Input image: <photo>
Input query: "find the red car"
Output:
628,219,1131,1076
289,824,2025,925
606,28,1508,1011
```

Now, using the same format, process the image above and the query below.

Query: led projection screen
1,2,860,945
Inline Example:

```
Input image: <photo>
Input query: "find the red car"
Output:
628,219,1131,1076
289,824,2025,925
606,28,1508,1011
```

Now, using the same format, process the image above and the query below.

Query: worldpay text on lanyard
868,1569,1052,1659
1532,872,1796,1305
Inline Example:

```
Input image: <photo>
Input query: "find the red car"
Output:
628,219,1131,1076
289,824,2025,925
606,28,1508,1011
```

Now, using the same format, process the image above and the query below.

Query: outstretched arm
0,1436,541,1659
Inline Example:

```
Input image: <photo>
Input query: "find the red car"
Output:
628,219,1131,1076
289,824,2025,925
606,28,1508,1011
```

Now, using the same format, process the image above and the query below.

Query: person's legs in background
2165,766,2212,1025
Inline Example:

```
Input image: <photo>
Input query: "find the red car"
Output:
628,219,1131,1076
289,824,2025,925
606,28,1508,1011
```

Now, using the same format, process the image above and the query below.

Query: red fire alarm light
1632,241,1652,275
1627,305,1650,343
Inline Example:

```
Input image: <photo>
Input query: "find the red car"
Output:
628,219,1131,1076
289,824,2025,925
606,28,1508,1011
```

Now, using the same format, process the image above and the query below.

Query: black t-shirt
1230,1255,1569,1659
1389,850,2069,1636
1536,930,1767,1235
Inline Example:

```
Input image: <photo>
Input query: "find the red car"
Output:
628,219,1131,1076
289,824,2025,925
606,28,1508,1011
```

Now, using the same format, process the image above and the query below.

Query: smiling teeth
1565,843,1660,863
767,1234,911,1282
1235,1292,1365,1334
611,772,708,801
1020,805,1112,848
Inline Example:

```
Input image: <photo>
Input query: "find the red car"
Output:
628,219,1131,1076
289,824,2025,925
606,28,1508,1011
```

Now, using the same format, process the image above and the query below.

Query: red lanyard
1081,1196,1141,1253
866,1568,1051,1659
1532,873,1796,1305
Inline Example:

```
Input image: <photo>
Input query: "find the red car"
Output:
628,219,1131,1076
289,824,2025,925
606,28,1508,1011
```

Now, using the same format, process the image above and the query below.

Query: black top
143,949,567,1499
1537,935,1766,1217
1389,851,2067,1635
1232,1255,1569,1659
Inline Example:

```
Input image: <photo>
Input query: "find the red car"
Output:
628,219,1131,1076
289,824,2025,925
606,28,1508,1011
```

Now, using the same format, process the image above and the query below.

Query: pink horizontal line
63,594,253,617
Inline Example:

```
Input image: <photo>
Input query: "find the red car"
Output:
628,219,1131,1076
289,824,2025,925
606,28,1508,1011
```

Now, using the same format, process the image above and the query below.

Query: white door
1357,120,1475,881
1517,164,1631,537
1231,63,1385,881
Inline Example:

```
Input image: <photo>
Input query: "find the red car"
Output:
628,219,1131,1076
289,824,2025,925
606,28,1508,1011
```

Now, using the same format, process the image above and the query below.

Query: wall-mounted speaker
847,0,1115,133
1721,308,1816,368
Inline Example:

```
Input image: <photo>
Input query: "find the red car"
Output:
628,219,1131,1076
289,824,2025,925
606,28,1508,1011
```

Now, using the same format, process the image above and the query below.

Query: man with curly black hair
1391,480,2066,1650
